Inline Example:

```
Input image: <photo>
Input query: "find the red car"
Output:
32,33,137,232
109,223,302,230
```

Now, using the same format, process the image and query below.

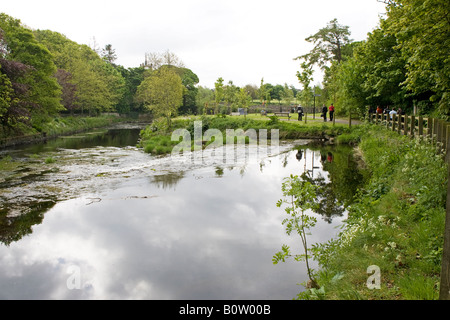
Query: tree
35,30,125,115
385,0,450,116
271,84,284,104
224,80,238,108
295,19,352,107
214,77,224,114
114,65,145,113
281,83,294,106
297,61,314,106
236,87,251,118
0,14,62,128
259,78,267,105
295,18,352,69
142,50,184,70
101,44,117,64
135,66,183,128
177,67,199,115
273,174,320,289
54,69,77,114
196,86,214,115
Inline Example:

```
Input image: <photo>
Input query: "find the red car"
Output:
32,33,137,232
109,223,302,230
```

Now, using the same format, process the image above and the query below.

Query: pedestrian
297,105,304,121
322,105,327,122
376,106,383,114
389,109,397,120
329,104,335,121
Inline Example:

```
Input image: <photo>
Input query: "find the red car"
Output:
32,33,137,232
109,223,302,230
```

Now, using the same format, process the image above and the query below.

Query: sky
2,0,387,89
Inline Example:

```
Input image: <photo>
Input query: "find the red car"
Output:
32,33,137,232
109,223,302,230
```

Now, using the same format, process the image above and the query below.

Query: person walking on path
329,104,335,121
322,105,327,122
297,105,304,121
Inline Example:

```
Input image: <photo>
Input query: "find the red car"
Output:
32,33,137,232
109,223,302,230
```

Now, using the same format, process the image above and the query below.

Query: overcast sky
3,0,387,88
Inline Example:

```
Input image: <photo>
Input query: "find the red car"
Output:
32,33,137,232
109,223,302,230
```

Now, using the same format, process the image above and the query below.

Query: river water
0,123,365,299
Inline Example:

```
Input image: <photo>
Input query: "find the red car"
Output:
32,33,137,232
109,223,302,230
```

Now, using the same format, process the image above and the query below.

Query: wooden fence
371,112,450,300
371,113,450,153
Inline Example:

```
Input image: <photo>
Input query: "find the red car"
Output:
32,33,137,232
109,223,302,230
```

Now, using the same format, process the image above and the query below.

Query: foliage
0,13,63,129
384,0,450,117
34,29,125,115
306,125,447,300
135,66,184,128
298,2,449,118
295,18,352,69
273,174,320,287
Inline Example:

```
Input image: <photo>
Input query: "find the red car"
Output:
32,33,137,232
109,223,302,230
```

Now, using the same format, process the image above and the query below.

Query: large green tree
135,66,183,127
384,0,450,116
34,29,125,115
0,13,62,129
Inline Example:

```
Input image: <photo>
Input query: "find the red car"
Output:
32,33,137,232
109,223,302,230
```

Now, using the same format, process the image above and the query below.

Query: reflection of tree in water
292,145,368,224
0,199,55,246
300,171,344,224
149,172,185,190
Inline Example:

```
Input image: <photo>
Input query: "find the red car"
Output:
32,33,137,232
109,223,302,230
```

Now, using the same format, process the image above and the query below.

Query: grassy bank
302,124,447,300
0,115,122,148
139,115,351,154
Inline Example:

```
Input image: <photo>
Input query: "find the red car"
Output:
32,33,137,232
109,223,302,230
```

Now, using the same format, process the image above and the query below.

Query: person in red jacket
329,104,335,121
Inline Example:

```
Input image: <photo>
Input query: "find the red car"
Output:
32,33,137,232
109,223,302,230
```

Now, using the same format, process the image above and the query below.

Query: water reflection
0,129,367,299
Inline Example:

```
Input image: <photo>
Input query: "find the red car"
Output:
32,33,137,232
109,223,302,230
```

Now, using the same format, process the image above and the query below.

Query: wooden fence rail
371,113,450,300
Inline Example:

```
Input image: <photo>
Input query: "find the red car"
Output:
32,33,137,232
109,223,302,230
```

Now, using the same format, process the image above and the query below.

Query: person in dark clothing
322,105,327,122
297,105,304,121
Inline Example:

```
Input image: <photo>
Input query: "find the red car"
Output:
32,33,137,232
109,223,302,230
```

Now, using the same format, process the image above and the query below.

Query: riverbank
0,115,128,149
138,115,352,155
301,124,447,300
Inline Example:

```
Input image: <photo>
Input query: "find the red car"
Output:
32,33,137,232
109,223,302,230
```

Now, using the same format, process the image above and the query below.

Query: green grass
300,124,446,300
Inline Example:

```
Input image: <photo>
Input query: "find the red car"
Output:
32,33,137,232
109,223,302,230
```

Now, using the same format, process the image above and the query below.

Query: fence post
440,138,450,300
418,116,424,138
404,114,409,136
410,115,415,137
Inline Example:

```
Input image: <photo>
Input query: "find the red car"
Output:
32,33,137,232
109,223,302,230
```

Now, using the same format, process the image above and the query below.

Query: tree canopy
296,1,449,118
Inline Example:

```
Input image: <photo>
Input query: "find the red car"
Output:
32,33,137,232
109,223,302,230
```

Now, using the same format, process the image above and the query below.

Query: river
0,123,365,299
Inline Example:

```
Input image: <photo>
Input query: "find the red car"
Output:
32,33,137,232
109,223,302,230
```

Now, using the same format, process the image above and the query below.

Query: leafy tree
223,80,238,108
0,14,62,129
214,77,224,113
176,67,199,115
384,0,450,116
135,66,183,128
101,44,117,64
271,84,284,104
273,174,320,289
295,18,352,70
54,69,77,114
114,65,145,113
296,61,314,106
281,83,294,105
236,87,251,118
35,30,125,115
259,78,267,105
196,86,214,114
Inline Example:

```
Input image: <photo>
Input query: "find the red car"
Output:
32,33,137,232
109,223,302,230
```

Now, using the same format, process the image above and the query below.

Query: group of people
372,106,403,119
296,104,335,122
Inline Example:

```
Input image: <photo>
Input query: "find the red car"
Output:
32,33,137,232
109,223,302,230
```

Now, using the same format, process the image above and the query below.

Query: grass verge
300,124,447,300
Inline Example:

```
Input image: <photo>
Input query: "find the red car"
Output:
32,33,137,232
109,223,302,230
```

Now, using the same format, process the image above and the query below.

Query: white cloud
2,0,386,88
